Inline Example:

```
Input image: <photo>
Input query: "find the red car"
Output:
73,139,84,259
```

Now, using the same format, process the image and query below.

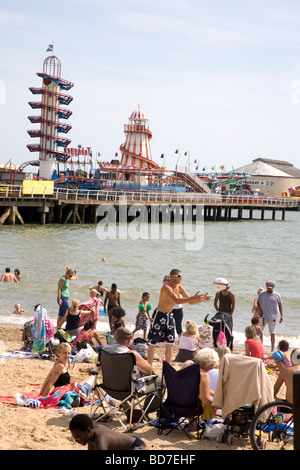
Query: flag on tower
160,154,164,158
175,149,179,154
46,43,53,52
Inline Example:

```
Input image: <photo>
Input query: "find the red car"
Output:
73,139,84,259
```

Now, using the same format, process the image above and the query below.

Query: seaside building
231,157,300,197
27,55,74,180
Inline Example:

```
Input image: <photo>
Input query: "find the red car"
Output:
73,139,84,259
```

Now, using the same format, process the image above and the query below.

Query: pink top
245,338,264,359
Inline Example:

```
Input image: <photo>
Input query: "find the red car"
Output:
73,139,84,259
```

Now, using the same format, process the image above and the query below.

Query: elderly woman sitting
181,347,219,421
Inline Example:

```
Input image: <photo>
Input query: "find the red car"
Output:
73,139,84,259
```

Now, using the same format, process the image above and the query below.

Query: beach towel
78,298,100,327
0,382,90,409
31,305,48,354
212,354,274,417
39,382,89,408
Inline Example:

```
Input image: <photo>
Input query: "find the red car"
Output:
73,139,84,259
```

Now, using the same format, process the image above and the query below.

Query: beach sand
0,326,285,451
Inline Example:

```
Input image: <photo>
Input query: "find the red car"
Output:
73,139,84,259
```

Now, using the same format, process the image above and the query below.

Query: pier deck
0,187,298,225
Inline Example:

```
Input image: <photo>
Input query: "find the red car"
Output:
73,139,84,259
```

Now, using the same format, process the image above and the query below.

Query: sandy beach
0,326,285,451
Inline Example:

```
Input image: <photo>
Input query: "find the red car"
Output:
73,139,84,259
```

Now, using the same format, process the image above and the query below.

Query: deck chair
90,348,161,432
157,361,204,439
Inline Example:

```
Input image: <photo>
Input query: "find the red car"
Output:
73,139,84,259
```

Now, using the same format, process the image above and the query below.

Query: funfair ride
27,55,74,179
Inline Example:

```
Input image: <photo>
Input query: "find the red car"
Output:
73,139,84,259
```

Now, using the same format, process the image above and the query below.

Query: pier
0,186,298,225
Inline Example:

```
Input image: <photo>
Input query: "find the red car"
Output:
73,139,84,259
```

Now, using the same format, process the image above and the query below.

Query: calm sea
0,208,299,349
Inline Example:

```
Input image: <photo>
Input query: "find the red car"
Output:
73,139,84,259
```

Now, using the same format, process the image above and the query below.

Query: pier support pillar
38,205,49,225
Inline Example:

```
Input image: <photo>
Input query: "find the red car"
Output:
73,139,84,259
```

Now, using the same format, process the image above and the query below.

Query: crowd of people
3,264,300,450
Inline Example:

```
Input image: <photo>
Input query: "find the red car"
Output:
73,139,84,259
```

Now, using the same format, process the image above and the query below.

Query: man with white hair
257,280,283,352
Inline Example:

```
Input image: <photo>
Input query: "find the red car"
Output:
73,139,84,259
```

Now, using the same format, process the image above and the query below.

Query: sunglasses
173,274,182,278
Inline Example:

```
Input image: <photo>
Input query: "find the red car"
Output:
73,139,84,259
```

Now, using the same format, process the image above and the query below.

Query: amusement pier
0,54,299,225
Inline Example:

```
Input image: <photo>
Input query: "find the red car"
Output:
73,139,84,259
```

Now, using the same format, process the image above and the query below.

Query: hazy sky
1,0,300,172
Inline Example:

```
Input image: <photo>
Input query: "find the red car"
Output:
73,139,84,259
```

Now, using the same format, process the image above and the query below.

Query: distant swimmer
14,269,22,281
1,267,18,283
101,257,107,262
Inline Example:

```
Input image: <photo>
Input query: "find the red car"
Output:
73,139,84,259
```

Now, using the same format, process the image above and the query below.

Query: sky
1,0,300,173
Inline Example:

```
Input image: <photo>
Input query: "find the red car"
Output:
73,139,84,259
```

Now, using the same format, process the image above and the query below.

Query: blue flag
160,154,164,158
175,149,179,154
46,44,53,52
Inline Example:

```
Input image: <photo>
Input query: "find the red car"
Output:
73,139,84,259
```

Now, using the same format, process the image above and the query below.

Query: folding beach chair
90,349,161,432
157,361,204,439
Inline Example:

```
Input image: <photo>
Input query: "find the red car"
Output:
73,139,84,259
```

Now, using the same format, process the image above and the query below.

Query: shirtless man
104,283,121,328
147,269,211,365
0,267,18,283
274,348,300,403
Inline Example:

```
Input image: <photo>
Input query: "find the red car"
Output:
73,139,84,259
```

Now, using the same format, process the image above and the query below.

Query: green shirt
59,276,69,298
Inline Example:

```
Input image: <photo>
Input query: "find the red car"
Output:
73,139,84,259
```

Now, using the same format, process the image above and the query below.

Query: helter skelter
27,55,74,179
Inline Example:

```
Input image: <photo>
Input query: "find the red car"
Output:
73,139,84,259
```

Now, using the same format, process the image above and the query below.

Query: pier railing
0,185,299,207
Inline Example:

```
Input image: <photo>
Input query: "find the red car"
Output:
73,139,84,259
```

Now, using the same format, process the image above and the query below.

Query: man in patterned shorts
147,269,211,365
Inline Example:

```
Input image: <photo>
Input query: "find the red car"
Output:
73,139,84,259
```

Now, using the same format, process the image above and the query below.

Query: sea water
0,209,299,349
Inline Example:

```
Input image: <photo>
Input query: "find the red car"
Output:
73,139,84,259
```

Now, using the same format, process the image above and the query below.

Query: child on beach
12,303,26,315
132,292,152,340
69,414,146,450
244,325,264,359
104,306,126,344
252,287,264,317
175,320,200,362
73,320,103,352
264,340,291,370
251,317,263,343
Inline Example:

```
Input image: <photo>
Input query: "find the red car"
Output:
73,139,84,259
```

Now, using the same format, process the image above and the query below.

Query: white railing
0,185,299,207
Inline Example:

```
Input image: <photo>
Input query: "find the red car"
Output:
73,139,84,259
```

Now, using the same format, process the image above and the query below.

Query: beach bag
198,321,213,348
216,330,227,347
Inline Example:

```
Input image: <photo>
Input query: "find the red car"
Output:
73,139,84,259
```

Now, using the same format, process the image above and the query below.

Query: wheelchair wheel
249,400,293,450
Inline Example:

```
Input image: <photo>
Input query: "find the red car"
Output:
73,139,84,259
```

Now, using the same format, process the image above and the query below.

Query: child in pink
244,325,264,359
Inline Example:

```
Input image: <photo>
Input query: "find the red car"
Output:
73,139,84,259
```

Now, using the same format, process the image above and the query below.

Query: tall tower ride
120,105,158,173
27,55,74,179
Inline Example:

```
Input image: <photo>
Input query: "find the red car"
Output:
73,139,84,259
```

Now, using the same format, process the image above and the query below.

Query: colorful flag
115,152,118,157
46,43,53,52
220,165,225,170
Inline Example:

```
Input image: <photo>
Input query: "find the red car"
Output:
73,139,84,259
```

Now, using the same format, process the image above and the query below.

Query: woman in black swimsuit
39,342,95,399
39,343,72,397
